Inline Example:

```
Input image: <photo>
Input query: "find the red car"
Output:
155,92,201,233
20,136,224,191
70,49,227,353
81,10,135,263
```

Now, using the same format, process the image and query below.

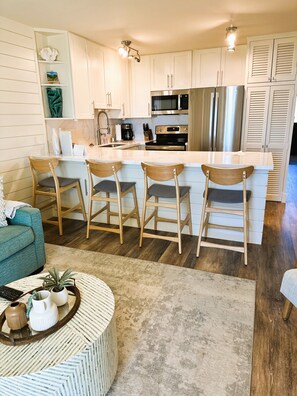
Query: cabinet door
265,85,295,201
171,51,192,89
104,48,122,109
151,53,172,90
130,55,151,117
192,48,221,87
242,86,270,151
271,37,297,82
247,40,274,84
220,45,247,86
68,34,93,119
86,42,107,109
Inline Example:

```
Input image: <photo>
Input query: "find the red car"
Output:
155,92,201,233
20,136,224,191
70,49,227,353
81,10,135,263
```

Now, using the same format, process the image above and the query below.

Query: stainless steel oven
151,90,189,115
145,125,188,151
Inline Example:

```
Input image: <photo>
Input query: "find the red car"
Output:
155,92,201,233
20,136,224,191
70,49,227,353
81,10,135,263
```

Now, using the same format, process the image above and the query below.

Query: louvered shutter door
242,87,270,150
247,40,273,83
266,85,295,201
272,37,297,82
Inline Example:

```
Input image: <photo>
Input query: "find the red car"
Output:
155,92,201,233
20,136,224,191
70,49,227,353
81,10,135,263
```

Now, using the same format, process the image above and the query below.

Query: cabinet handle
148,102,150,116
122,104,125,117
109,92,112,107
216,71,219,86
106,93,109,106
220,71,223,85
171,74,173,88
84,179,88,196
167,74,169,88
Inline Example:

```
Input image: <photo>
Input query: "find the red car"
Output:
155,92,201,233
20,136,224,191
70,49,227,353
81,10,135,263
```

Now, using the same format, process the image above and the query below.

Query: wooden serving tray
0,285,80,346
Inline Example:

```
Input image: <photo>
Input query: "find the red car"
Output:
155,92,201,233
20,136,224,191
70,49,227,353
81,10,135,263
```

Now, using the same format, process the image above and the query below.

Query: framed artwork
47,71,59,84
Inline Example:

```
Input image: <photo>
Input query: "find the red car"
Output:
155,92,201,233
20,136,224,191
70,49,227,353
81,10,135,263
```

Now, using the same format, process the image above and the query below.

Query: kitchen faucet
96,110,110,145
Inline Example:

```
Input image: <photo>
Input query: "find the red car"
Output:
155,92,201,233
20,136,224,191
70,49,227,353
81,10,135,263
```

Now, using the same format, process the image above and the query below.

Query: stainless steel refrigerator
188,86,244,151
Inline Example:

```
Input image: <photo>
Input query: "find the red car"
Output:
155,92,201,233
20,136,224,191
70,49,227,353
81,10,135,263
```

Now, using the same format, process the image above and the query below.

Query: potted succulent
39,268,76,307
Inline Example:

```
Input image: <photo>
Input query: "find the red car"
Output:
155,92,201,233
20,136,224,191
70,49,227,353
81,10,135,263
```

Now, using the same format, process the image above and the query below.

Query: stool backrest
141,162,184,181
29,157,59,174
201,165,254,185
86,160,122,178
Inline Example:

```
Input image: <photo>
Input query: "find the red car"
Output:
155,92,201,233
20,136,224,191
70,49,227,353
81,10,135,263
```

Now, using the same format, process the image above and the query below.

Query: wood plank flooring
44,164,297,396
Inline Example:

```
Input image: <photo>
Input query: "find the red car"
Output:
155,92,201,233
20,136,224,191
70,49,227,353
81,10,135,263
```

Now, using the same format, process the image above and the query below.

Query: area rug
45,244,256,396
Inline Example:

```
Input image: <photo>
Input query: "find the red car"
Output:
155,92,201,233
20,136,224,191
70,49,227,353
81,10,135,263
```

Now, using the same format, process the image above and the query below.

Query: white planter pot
51,287,68,307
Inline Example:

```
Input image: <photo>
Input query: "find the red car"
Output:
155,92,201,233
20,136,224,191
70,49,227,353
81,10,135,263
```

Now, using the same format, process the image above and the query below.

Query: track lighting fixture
118,40,141,62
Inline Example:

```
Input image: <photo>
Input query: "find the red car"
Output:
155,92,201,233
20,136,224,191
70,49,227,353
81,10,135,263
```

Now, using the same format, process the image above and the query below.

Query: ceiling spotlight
226,25,237,52
118,40,141,62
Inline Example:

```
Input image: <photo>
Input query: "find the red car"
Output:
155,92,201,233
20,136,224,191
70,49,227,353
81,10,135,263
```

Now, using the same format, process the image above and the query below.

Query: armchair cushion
0,226,34,262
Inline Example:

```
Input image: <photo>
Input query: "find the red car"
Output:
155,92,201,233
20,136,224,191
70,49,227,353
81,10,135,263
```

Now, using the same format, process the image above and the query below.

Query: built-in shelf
41,84,68,87
45,117,74,120
38,60,64,64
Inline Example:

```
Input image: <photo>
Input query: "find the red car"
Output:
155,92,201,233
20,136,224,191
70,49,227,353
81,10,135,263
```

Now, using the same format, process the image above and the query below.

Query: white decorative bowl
39,47,59,62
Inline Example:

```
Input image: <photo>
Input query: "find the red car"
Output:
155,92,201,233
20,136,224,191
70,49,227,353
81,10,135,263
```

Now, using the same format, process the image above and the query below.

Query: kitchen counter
52,148,273,245
59,146,273,170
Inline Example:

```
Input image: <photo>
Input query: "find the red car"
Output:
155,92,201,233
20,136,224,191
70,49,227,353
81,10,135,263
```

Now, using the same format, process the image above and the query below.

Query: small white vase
51,287,68,307
29,290,58,332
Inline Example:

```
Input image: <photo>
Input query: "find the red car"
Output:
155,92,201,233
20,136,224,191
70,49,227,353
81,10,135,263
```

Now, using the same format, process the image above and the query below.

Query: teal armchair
0,207,46,285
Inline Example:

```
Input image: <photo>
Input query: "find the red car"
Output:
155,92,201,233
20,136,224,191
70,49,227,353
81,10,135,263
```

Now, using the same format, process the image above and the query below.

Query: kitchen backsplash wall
45,114,189,153
124,115,189,140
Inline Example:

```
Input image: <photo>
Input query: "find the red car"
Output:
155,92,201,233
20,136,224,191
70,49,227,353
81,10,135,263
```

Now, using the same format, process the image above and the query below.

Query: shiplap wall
0,16,47,203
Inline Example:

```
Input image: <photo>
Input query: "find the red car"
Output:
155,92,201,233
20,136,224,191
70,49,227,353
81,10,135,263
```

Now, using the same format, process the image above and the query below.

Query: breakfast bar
54,147,273,245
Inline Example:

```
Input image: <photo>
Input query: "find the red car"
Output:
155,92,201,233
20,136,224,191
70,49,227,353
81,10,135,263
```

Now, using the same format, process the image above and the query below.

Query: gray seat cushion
39,176,78,188
94,180,136,194
148,184,190,199
206,188,251,204
0,225,34,262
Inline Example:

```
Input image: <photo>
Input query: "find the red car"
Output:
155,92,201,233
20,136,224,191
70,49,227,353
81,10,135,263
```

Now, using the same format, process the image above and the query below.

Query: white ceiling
1,0,297,54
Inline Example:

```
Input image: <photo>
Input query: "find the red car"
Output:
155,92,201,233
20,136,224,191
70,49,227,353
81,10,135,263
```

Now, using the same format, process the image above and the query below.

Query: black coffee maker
121,123,134,140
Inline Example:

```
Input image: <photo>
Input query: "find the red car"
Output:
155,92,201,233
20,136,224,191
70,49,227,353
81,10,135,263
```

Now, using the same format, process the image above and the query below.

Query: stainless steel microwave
151,90,189,115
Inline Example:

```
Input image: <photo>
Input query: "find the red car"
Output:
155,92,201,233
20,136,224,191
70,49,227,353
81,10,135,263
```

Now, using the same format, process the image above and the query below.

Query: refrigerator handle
209,92,215,150
213,92,219,151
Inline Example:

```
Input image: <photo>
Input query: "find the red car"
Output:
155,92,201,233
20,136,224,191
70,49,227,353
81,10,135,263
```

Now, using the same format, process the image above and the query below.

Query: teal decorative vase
46,87,63,118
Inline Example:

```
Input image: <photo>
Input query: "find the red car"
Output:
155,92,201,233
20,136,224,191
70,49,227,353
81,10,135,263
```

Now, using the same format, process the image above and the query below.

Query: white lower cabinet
242,84,296,201
129,55,151,117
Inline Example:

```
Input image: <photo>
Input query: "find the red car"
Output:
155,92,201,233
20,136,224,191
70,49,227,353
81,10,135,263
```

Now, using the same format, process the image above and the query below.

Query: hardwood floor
44,165,297,396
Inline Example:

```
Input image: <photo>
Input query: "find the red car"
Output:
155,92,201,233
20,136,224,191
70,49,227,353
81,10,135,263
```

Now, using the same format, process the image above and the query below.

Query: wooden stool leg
86,197,93,239
283,299,293,320
106,192,111,224
116,191,123,245
186,193,193,235
76,182,87,221
139,195,147,247
154,196,159,230
197,197,207,257
56,192,63,236
243,202,248,266
177,201,182,255
132,186,141,228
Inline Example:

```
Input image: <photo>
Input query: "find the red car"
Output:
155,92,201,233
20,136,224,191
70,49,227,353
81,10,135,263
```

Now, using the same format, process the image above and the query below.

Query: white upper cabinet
103,47,122,109
192,45,247,88
86,41,106,110
129,55,151,118
247,37,297,84
151,51,191,90
68,33,93,119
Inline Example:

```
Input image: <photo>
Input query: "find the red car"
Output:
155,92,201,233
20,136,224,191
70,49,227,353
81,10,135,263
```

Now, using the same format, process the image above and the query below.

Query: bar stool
139,162,192,254
196,164,254,265
86,160,140,244
29,157,87,236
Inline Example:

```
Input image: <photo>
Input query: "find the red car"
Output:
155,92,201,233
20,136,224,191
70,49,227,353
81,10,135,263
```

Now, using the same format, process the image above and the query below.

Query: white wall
0,16,47,203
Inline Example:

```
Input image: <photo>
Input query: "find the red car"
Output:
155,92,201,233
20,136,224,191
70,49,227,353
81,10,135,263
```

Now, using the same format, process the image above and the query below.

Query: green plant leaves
39,268,76,292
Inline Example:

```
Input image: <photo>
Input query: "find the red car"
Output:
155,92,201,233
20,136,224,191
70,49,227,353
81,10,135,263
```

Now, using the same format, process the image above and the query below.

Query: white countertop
57,145,273,170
